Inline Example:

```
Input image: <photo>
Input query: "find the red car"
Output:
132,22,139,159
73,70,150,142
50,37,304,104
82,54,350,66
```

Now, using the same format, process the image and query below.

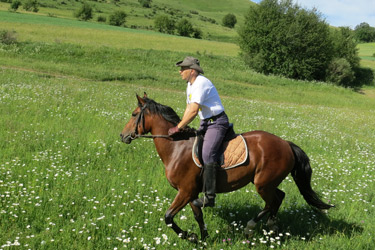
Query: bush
23,0,39,12
239,0,333,81
97,15,106,23
222,13,237,28
154,15,175,34
138,0,151,8
192,27,202,39
109,11,127,26
354,67,374,86
326,58,355,87
176,18,194,37
10,0,22,11
74,2,93,21
0,30,18,45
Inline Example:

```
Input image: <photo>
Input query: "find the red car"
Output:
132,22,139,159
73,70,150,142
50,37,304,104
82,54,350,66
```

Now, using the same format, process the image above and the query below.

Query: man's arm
178,102,200,129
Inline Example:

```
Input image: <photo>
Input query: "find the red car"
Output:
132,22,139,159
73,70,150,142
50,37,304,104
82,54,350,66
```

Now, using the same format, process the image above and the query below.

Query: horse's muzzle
120,133,132,144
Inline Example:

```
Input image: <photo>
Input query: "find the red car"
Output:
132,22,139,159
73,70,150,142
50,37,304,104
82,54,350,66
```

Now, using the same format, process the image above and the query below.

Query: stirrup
192,195,215,208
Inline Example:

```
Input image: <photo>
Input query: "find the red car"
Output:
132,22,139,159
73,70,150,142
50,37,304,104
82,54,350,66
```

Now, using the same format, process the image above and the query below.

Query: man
168,56,230,207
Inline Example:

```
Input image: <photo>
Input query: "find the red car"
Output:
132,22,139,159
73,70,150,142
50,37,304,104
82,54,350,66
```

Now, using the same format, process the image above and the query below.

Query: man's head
176,56,204,74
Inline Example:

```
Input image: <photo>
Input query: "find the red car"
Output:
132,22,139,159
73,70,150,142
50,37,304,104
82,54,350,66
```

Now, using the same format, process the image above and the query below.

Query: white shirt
186,75,224,120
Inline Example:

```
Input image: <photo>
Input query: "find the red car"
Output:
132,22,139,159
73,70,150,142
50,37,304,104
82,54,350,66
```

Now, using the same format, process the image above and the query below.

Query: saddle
192,124,249,169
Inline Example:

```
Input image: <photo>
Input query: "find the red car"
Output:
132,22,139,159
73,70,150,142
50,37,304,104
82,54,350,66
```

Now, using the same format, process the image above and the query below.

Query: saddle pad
192,135,248,170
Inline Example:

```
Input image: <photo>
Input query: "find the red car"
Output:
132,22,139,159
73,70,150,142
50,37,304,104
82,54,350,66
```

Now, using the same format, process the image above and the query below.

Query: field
1,5,375,250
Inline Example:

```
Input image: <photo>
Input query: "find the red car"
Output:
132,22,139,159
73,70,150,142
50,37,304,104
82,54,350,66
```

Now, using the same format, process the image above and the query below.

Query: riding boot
193,162,217,207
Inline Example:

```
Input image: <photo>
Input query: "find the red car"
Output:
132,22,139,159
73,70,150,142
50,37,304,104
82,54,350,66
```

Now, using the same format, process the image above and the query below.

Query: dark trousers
199,112,229,164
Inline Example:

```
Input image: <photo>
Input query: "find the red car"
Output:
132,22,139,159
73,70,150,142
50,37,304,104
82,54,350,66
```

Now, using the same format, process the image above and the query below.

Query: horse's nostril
120,134,123,138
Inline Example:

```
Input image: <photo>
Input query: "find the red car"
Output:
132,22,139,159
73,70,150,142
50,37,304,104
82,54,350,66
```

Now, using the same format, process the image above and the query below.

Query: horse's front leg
165,190,198,242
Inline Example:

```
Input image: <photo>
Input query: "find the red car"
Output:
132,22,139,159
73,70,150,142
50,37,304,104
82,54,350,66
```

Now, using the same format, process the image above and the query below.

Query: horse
120,93,334,242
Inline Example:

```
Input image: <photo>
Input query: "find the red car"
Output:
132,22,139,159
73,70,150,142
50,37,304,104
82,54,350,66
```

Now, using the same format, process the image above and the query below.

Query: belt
203,111,225,122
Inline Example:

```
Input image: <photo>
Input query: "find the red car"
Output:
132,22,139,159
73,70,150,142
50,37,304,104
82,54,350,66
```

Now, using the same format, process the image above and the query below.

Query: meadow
1,6,375,250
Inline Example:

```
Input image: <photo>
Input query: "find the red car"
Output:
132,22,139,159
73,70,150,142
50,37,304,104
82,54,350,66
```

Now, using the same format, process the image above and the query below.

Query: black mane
143,97,181,126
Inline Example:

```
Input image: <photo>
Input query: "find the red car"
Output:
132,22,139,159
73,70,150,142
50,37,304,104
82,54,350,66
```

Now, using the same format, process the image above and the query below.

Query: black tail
288,142,334,210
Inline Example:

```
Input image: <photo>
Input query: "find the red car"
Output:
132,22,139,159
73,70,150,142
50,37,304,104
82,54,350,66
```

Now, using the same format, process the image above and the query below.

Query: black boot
193,163,217,207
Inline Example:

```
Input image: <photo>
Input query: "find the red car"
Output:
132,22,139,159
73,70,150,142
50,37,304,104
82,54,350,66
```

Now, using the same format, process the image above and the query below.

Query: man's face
179,66,193,81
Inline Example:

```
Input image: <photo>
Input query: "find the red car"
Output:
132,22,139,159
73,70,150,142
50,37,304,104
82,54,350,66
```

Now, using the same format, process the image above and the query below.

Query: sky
251,0,375,29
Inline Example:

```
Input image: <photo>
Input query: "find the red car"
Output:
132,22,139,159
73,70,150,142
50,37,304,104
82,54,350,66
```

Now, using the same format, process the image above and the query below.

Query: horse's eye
132,112,137,117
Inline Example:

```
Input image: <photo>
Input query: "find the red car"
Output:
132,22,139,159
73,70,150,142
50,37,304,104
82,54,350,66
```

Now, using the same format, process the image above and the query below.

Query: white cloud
251,0,375,28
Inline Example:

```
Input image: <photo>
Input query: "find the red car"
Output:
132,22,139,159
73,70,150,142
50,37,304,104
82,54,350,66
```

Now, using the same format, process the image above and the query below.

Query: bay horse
120,93,333,242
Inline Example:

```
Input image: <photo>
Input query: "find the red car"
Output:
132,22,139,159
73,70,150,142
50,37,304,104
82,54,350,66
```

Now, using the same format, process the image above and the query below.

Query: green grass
1,8,375,250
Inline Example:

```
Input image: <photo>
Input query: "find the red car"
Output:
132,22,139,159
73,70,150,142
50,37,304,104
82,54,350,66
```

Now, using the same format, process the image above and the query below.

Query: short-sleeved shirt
186,75,224,120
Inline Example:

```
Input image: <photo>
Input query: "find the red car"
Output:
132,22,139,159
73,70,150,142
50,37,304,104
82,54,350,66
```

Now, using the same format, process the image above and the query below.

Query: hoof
244,227,254,238
187,233,199,243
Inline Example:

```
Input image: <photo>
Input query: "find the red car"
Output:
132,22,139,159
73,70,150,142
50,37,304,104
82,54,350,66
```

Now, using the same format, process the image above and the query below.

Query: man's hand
168,126,180,136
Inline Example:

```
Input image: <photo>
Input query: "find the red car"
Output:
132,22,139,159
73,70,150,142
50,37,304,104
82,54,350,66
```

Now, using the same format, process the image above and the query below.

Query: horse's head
120,93,151,144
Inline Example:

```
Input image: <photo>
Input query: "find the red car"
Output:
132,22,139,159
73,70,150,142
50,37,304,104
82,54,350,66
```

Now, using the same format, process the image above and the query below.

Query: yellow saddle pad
192,135,248,169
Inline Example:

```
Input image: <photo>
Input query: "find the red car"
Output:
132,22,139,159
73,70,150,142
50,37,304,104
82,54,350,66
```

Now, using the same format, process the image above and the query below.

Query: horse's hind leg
190,203,208,240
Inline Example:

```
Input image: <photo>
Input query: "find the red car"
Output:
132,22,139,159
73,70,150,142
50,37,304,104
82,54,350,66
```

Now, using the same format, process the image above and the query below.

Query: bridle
129,103,172,140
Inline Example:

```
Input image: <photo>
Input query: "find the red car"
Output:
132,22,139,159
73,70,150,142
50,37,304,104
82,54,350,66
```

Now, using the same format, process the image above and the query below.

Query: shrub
326,58,355,87
176,18,194,37
10,0,22,11
109,11,127,26
353,67,374,86
222,13,237,28
74,2,93,21
138,0,151,8
0,30,18,45
97,15,106,23
154,15,175,34
192,28,202,39
23,0,39,12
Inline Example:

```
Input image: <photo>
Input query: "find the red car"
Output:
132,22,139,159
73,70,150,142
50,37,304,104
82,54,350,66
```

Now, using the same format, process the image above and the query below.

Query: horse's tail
288,141,334,210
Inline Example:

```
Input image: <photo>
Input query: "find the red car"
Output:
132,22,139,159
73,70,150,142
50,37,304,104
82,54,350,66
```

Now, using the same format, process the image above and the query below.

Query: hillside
0,0,254,43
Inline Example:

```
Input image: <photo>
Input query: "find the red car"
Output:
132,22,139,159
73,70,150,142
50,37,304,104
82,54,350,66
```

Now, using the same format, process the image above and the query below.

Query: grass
1,8,375,250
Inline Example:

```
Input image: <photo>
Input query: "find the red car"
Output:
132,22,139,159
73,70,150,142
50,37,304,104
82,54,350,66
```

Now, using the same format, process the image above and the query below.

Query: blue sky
251,0,375,29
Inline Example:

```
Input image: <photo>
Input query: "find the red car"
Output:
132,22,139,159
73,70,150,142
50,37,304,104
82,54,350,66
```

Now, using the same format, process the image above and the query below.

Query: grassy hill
0,0,254,43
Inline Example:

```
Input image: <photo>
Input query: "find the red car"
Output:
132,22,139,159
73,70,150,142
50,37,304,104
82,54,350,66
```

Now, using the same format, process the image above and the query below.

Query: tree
23,0,39,12
176,19,194,37
74,2,93,21
354,22,375,43
109,11,127,26
10,0,21,11
222,13,237,28
238,0,333,81
154,15,175,34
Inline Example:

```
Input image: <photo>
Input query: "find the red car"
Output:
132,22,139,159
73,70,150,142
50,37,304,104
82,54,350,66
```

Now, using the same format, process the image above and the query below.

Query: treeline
238,0,374,88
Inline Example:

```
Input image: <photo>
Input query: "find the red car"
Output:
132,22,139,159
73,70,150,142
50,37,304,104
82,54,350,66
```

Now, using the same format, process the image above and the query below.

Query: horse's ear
136,93,145,106
143,92,148,98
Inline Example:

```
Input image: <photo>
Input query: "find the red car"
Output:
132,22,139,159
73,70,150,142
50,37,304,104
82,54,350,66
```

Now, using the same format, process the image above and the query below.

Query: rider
168,56,230,207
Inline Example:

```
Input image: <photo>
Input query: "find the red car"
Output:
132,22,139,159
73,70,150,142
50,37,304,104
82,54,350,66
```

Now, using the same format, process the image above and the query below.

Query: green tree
222,13,237,28
74,2,93,21
238,0,333,81
10,0,21,11
176,18,194,37
109,11,127,26
354,22,375,43
154,15,175,34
